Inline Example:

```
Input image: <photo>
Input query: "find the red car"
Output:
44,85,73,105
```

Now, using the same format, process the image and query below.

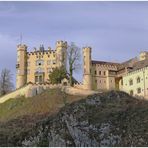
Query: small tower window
99,71,101,75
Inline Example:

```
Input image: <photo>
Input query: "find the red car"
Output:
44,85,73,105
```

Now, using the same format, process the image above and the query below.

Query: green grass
0,88,83,122
0,88,84,146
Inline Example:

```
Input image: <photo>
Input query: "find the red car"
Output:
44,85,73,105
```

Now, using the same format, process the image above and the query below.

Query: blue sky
0,1,148,86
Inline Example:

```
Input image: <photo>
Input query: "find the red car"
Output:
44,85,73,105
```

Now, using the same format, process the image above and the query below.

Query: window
95,80,97,83
137,88,141,94
121,79,123,85
99,71,101,75
100,80,101,83
35,76,38,82
39,76,43,83
137,77,140,83
129,79,133,86
36,59,44,66
95,70,97,75
104,71,106,75
130,90,133,96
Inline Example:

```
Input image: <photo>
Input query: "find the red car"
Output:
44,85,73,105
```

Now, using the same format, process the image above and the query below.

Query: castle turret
56,40,67,68
83,47,92,90
16,44,27,89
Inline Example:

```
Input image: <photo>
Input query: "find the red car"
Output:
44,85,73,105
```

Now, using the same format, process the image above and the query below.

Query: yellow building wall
16,41,67,88
122,67,148,99
27,51,58,83
91,64,117,90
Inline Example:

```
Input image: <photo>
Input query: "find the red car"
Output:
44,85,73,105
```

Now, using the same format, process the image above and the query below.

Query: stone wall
62,86,98,96
0,83,98,104
0,83,63,104
0,84,31,103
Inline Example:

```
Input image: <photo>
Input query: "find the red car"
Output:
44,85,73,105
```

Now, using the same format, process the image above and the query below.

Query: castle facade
83,47,148,99
16,40,148,99
16,41,67,89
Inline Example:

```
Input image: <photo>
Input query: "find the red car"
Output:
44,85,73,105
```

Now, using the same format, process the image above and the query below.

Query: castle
16,40,148,99
83,47,148,99
16,41,67,89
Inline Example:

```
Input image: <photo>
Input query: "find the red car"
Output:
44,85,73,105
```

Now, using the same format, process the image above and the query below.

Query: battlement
17,44,27,50
83,47,92,52
27,49,56,56
56,40,67,48
16,40,68,89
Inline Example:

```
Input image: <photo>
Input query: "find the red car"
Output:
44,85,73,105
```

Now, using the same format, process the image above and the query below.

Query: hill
1,89,148,146
0,88,84,146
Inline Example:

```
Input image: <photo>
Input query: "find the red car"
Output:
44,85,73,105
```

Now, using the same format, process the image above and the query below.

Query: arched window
130,90,133,96
36,59,44,66
129,79,133,86
137,77,140,83
137,87,141,94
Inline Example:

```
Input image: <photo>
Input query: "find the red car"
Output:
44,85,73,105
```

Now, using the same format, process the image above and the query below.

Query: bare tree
67,42,81,86
0,68,14,96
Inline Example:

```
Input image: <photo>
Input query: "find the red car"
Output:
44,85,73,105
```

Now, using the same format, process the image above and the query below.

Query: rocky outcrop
20,91,148,147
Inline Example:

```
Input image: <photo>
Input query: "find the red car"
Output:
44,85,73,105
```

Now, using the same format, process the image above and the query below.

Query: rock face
20,91,148,147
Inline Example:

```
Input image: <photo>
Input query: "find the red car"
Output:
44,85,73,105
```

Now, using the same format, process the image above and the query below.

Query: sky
0,1,148,87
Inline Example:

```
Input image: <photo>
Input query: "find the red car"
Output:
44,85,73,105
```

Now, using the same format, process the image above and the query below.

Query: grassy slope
1,90,148,146
0,88,85,146
0,88,83,122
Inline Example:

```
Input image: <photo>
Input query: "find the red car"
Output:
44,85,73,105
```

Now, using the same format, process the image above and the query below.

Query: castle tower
16,44,27,89
83,47,92,90
56,40,67,68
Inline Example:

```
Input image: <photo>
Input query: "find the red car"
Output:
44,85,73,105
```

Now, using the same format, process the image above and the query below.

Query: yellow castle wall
27,51,58,83
91,64,117,90
122,67,148,99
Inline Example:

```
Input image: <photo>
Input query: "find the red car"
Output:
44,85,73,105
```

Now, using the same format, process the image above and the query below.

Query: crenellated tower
16,44,27,89
56,40,67,68
83,47,92,90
